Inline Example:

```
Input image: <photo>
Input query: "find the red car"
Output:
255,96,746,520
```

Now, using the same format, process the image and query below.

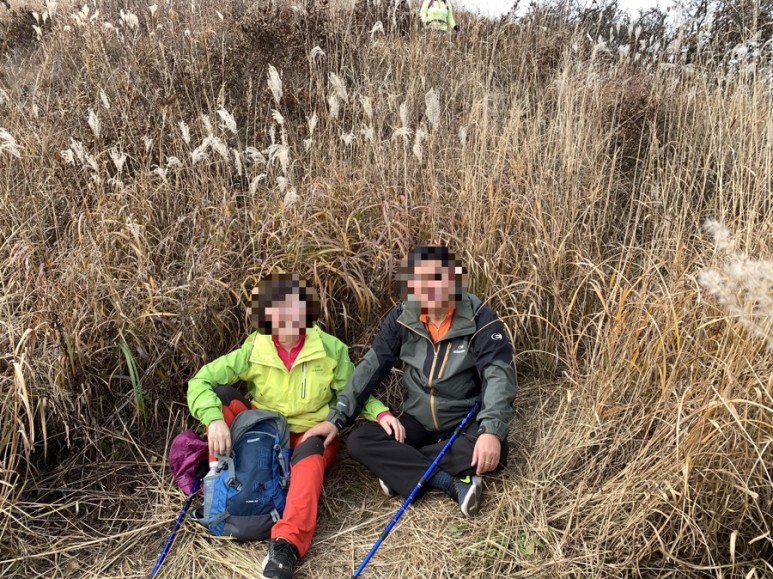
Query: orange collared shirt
420,307,456,343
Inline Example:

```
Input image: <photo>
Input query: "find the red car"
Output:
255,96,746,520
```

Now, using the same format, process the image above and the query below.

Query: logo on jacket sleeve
490,332,503,341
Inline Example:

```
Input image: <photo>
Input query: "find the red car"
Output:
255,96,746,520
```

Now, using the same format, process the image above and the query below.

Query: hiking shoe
262,538,298,579
379,478,398,498
453,475,483,517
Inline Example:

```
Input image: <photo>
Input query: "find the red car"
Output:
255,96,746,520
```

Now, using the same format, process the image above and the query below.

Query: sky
454,0,665,19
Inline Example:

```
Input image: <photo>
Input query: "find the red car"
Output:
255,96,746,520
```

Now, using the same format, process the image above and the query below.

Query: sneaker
378,478,398,498
452,475,483,517
261,538,298,579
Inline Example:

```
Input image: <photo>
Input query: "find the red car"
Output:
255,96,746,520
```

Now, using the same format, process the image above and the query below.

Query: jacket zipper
398,320,442,431
437,342,452,380
301,362,307,399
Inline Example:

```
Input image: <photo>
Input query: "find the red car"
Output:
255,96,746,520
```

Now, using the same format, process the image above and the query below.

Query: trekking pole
351,402,480,578
150,475,203,578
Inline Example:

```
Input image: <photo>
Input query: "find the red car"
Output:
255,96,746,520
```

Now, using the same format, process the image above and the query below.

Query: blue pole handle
351,402,480,578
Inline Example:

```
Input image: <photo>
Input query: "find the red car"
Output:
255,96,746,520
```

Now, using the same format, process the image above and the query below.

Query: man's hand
378,414,406,443
471,433,501,476
207,419,231,457
301,420,339,447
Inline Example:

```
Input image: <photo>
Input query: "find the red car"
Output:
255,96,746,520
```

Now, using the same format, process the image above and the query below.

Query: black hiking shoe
452,475,483,517
262,538,298,579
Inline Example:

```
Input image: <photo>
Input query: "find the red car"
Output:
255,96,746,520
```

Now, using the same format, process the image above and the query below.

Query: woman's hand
378,414,406,443
301,421,339,447
471,433,501,476
207,419,232,457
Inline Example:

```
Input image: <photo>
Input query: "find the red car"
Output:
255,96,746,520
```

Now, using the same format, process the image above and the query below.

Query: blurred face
265,292,308,338
407,259,455,311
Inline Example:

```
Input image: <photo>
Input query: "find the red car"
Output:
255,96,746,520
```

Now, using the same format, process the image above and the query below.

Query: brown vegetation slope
0,1,771,577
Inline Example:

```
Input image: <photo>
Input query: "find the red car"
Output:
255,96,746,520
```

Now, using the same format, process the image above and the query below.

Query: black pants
347,412,508,499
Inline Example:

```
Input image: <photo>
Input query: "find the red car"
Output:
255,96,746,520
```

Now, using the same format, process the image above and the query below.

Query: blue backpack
190,409,291,540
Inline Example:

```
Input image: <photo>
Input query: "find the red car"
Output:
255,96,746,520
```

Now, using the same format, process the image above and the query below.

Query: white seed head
360,95,373,120
267,65,283,105
340,131,355,146
267,143,289,175
165,156,181,169
179,121,191,145
200,114,213,136
283,187,299,208
244,147,266,165
399,102,408,128
458,126,467,146
119,9,139,29
329,73,349,103
84,153,98,173
328,94,340,120
248,174,266,195
0,128,22,158
307,113,318,136
424,88,440,131
143,136,153,152
109,148,127,174
69,138,85,163
391,126,413,141
370,21,384,39
217,107,237,134
361,126,375,142
232,148,243,176
703,219,736,254
87,109,100,139
99,88,110,110
60,149,75,165
271,109,285,126
151,165,168,181
310,46,325,62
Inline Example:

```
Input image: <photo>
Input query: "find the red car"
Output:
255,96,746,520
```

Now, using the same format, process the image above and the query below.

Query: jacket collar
248,325,326,369
398,291,478,341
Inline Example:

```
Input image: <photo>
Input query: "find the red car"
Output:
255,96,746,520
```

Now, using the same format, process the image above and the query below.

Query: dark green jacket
327,292,516,440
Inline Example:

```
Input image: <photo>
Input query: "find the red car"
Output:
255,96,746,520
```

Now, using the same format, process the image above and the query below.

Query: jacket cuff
200,408,225,427
326,407,346,431
376,411,392,422
478,419,508,441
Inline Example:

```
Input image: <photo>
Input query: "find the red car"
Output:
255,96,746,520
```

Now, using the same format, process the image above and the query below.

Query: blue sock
426,469,455,496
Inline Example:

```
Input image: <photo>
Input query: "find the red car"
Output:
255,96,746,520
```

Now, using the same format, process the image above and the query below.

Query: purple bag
169,430,209,495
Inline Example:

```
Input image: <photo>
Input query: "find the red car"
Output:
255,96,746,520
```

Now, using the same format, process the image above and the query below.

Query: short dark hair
248,273,321,333
398,245,465,301
406,245,457,269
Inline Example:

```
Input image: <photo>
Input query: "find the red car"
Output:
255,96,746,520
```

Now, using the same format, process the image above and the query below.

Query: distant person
303,246,516,516
187,273,390,579
420,0,460,33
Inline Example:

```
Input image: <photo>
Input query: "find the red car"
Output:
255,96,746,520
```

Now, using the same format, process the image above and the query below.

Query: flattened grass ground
1,0,771,577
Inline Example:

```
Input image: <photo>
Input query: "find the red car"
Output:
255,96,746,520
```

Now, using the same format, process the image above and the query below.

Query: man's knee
291,436,324,466
347,423,385,461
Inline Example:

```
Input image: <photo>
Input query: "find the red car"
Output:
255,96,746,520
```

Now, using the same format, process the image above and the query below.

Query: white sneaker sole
379,478,398,498
459,476,483,516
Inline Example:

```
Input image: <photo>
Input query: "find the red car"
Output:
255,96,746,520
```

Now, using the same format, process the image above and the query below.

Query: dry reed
0,1,770,578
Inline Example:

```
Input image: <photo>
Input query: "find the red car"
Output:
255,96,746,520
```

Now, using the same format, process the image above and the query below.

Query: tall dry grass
0,0,771,577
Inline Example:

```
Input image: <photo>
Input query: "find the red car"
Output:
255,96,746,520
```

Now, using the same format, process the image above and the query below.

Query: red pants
212,394,337,558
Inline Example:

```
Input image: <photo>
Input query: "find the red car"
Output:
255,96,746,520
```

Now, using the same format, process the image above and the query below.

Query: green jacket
327,292,516,440
187,326,388,433
420,0,457,32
